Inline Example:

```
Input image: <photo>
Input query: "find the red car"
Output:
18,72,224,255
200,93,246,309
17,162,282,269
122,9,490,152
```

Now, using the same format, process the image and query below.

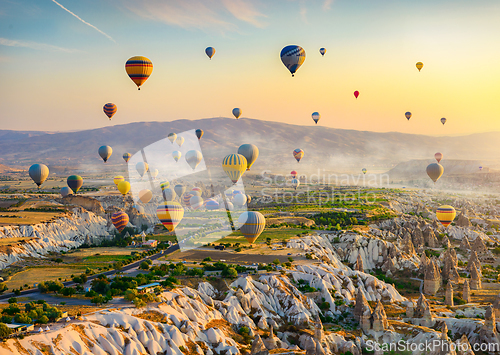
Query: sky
0,0,500,135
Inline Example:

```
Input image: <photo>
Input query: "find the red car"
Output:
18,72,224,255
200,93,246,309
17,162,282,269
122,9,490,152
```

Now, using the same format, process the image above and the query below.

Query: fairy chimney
470,266,482,290
424,258,441,295
355,253,364,273
467,251,481,275
460,236,471,251
457,213,471,228
424,226,439,248
445,282,454,306
462,280,471,303
354,290,372,332
401,233,416,256
442,235,451,249
371,300,388,332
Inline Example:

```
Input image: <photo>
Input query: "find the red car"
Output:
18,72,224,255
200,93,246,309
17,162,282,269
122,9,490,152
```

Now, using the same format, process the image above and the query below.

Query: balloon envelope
233,193,247,206
67,175,83,193
441,118,447,125
222,154,247,184
125,56,153,90
280,45,306,76
172,151,182,162
238,211,266,244
426,163,444,183
189,195,204,209
291,170,297,178
237,144,259,170
167,133,177,143
312,112,320,124
160,181,170,190
150,169,158,179
117,181,131,196
293,149,304,162
113,176,124,186
103,103,117,120
185,150,203,170
205,199,220,210
111,211,129,232
157,202,184,232
354,91,359,99
60,186,73,198
405,112,412,120
123,153,131,162
136,162,149,177
133,204,145,214
416,62,423,71
29,164,49,187
291,178,300,190
436,205,456,228
319,47,326,56
174,184,186,198
232,108,242,119
98,145,112,163
435,152,443,163
195,129,204,140
205,47,215,59
138,189,152,203
362,168,367,174
162,187,174,201
176,136,184,147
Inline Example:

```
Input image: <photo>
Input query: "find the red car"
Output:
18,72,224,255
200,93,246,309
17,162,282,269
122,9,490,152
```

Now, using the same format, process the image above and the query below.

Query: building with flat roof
137,282,161,293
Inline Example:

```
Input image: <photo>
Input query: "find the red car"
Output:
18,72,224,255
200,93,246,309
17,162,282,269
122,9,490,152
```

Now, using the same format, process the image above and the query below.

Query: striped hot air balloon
280,45,306,77
157,202,184,232
416,62,423,71
293,148,304,163
113,176,124,186
160,181,170,191
436,205,456,228
191,187,202,196
222,154,247,184
103,103,117,120
190,195,204,209
125,56,153,90
238,211,266,244
405,112,412,120
183,193,193,206
111,211,129,232
195,129,204,140
67,175,83,193
205,199,220,210
123,153,131,163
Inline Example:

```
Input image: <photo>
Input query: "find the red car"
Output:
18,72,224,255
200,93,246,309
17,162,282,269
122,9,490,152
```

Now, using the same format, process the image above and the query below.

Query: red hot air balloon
435,152,443,163
354,91,359,99
291,170,297,178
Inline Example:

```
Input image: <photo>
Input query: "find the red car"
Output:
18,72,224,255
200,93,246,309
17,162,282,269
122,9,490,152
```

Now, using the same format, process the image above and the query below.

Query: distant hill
385,159,486,178
1,118,499,173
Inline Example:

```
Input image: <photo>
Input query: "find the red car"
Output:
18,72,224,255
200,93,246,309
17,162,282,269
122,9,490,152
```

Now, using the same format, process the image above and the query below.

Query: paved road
0,243,179,301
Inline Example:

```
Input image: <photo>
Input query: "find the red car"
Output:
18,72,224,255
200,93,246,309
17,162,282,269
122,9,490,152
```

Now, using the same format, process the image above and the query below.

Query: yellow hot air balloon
138,189,153,203
426,163,444,183
172,151,182,162
125,56,153,90
157,201,184,232
113,176,124,186
168,133,177,143
416,62,423,72
222,154,247,184
117,181,131,196
176,136,184,147
436,205,456,228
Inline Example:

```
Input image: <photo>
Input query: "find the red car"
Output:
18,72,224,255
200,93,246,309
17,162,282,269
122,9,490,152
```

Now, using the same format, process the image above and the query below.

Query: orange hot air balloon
103,103,117,120
125,56,153,90
354,91,359,99
435,152,443,163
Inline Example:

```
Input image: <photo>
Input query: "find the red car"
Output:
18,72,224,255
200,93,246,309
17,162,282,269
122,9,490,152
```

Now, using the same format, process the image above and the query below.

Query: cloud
299,6,308,23
50,0,115,42
122,0,266,33
0,37,81,52
323,0,334,10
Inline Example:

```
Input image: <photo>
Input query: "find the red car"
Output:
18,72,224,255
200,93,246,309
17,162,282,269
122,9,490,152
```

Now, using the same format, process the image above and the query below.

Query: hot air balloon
162,187,174,201
123,153,131,163
111,211,129,232
232,108,242,119
416,62,423,72
362,168,367,175
195,129,204,140
435,152,443,163
222,154,247,184
133,204,145,214
185,150,203,170
190,195,204,209
125,56,153,90
479,166,483,171
436,205,456,228
312,112,321,124
237,144,259,171
205,199,219,210
293,149,304,163
168,133,177,143
112,176,123,187
136,162,149,177
29,164,49,188
60,186,73,198
233,190,242,196
67,175,83,193
280,45,306,77
291,170,298,178
319,47,326,56
246,195,251,204
182,193,193,206
405,112,412,121
354,91,359,99
191,187,202,196
291,178,300,190
238,211,266,244
138,189,152,203
205,47,215,59
426,163,444,183
441,118,447,125
233,193,247,207
150,169,159,179
176,136,184,147
103,103,117,120
172,151,182,162
117,181,131,196
174,185,186,198
98,145,112,163
160,181,170,191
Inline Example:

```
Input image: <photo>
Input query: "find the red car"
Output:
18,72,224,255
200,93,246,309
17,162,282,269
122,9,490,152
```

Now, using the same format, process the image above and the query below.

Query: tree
91,295,106,306
222,267,238,278
14,313,32,324
133,298,146,308
61,287,76,297
273,259,280,265
113,261,123,271
139,261,150,270
8,297,17,304
0,283,7,294
0,323,12,338
2,303,20,316
124,289,138,302
37,315,49,324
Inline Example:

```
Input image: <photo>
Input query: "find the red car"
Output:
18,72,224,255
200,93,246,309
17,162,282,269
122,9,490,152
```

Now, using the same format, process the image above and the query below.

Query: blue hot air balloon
205,47,215,59
280,45,306,77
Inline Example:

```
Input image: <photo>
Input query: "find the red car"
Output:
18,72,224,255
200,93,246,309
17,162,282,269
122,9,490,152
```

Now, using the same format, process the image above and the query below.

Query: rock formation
411,227,425,250
462,280,471,303
355,253,364,272
467,251,481,276
471,236,493,261
371,301,388,332
401,233,416,256
251,334,269,355
470,266,482,290
354,290,372,332
442,249,460,282
445,282,454,306
61,195,105,215
414,293,434,327
460,235,471,251
441,234,451,249
457,213,472,228
424,257,441,295
423,226,439,247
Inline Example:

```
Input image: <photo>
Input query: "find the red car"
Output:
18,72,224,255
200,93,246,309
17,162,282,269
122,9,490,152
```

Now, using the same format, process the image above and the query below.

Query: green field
216,227,305,245
6,266,87,290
